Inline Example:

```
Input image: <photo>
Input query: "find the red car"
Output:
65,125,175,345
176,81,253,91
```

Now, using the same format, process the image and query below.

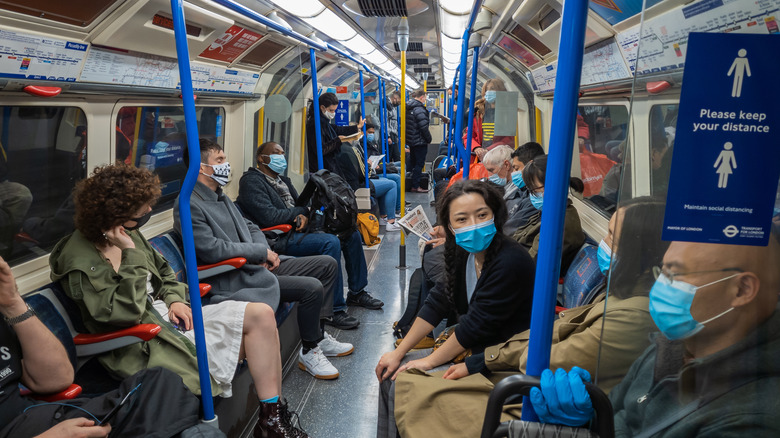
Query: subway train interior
1,0,779,437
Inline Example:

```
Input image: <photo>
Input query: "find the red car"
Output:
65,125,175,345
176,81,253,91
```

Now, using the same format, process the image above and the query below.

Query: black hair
256,141,282,165
437,180,509,305
306,92,339,124
607,197,669,299
365,123,377,131
522,155,584,195
183,138,223,167
411,89,426,99
512,142,544,165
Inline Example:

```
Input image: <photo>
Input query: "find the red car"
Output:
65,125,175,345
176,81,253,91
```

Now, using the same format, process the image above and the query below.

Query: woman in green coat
49,164,308,438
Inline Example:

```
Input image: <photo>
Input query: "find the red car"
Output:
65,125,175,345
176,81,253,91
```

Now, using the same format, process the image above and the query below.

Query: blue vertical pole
521,0,590,422
359,69,369,188
379,79,388,177
465,45,480,179
169,0,215,423
454,33,471,180
451,68,461,171
395,85,401,163
310,48,324,170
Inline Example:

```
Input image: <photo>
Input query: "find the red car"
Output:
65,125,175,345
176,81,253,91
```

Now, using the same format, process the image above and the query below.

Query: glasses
652,266,743,285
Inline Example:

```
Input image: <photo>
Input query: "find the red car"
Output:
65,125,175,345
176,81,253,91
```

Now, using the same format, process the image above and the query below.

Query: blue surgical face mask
488,173,506,186
367,133,376,142
597,239,612,274
530,192,544,210
649,273,738,340
485,90,497,103
511,170,525,188
201,162,231,186
451,218,497,253
262,154,287,174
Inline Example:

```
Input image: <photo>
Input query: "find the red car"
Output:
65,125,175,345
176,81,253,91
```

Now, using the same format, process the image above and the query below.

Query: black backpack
296,169,357,240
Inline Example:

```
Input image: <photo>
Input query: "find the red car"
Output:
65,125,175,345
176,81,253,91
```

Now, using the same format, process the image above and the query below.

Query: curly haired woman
49,164,308,438
375,180,535,437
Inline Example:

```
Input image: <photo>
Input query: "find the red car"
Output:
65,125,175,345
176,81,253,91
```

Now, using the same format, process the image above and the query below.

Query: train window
0,0,118,27
116,106,225,212
0,106,86,266
572,105,629,215
649,104,678,197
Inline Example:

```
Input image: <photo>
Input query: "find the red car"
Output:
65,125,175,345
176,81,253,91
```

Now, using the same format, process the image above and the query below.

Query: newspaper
367,154,385,170
397,205,433,241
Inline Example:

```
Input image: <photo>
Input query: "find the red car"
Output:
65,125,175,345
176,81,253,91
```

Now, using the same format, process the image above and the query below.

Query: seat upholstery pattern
561,245,604,309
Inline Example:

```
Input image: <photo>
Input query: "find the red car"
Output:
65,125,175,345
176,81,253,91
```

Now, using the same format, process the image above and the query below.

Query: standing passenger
406,89,432,193
306,92,365,174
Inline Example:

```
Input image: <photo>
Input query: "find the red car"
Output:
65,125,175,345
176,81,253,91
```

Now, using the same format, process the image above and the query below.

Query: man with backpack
237,142,383,331
406,89,433,193
175,139,354,380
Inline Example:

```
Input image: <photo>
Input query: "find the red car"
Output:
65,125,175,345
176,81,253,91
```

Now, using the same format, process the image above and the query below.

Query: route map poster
662,32,780,246
0,28,88,81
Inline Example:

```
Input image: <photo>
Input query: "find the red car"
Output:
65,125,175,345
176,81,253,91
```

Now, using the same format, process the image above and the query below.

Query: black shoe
346,291,384,310
323,311,360,330
254,398,308,438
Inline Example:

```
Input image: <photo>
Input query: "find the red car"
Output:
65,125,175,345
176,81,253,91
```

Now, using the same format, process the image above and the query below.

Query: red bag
578,151,616,197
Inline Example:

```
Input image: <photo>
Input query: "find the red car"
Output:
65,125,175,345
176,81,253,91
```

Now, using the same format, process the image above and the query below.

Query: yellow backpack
356,212,381,246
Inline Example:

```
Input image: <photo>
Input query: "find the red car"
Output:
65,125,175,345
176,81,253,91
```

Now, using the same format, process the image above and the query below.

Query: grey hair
482,145,513,167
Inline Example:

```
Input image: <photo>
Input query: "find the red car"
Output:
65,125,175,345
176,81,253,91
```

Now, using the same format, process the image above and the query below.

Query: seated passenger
376,180,535,437
530,231,780,436
0,140,33,256
337,139,401,231
508,141,545,230
175,139,351,380
514,155,586,273
49,164,308,437
236,141,384,330
306,92,365,175
390,198,667,437
482,145,530,236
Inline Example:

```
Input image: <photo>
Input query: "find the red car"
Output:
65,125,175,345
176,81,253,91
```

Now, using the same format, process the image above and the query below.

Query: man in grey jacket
174,139,354,380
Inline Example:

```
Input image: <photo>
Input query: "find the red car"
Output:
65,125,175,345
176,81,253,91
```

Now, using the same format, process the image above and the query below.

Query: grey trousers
274,255,337,346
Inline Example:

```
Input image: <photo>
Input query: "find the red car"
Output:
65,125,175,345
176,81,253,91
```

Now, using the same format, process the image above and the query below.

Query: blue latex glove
529,367,594,427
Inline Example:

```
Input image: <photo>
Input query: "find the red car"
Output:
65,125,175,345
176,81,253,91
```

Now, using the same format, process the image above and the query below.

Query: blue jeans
283,230,368,313
383,173,402,212
372,177,398,220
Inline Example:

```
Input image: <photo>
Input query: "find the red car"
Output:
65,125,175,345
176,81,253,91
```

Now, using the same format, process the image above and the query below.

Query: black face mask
124,210,153,231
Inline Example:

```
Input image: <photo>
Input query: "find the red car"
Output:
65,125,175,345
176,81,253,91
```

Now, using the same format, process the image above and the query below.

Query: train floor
281,190,436,438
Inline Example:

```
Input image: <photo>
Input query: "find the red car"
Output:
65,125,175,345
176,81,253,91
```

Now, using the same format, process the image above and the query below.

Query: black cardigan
416,237,535,352
306,114,359,174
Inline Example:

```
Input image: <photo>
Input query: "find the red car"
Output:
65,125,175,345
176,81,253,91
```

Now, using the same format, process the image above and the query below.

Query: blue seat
560,244,605,309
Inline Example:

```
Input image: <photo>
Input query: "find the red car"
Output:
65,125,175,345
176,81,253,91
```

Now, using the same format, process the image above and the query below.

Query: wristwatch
4,303,36,326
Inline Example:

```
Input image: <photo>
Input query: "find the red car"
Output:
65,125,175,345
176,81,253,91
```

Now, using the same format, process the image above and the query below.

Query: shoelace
280,402,307,437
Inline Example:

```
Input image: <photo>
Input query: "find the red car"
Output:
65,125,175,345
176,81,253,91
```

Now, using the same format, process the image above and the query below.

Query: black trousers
1,367,202,438
409,145,428,189
274,255,337,347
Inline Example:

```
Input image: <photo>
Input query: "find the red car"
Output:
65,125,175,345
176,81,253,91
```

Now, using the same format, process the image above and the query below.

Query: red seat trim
20,383,82,401
197,257,247,271
199,283,212,297
262,224,292,233
73,324,161,344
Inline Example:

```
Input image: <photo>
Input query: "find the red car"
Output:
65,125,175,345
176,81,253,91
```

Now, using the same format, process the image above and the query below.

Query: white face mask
323,109,336,120
201,161,231,186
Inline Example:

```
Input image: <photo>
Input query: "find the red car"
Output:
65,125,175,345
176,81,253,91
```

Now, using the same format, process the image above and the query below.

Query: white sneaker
378,216,388,226
319,331,354,357
385,221,401,232
298,346,339,380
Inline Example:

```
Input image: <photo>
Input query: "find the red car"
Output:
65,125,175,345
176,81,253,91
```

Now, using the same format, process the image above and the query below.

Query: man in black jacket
237,142,384,330
406,90,432,192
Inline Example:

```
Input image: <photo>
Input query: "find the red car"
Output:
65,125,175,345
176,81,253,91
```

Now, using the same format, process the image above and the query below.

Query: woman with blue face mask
467,78,516,163
513,155,586,274
376,180,535,385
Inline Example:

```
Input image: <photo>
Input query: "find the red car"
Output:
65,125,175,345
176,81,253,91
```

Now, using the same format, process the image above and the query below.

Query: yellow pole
534,107,543,145
130,108,142,165
399,51,407,261
300,106,307,174
257,107,265,147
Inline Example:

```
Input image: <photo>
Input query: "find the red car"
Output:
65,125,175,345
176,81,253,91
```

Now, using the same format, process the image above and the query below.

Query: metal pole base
200,415,219,428
396,243,407,269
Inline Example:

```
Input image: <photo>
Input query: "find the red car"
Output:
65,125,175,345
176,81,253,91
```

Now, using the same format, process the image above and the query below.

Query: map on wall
81,46,179,88
530,63,557,93
580,38,632,84
189,62,259,94
617,0,780,75
0,28,88,81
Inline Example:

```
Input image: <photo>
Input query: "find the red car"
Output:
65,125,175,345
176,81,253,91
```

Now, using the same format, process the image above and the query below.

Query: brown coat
394,294,655,438
512,202,585,273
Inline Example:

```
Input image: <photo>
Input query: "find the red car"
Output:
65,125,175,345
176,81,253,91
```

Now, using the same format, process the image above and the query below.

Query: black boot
254,399,309,438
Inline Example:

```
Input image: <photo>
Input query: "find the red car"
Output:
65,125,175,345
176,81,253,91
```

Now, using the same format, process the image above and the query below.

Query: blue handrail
465,45,480,174
169,0,215,422
210,0,327,51
310,48,324,170
379,78,388,177
454,35,470,179
521,0,590,422
359,69,369,188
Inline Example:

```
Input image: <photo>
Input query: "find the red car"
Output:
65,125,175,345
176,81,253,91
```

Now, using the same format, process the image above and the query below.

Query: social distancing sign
663,32,780,246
